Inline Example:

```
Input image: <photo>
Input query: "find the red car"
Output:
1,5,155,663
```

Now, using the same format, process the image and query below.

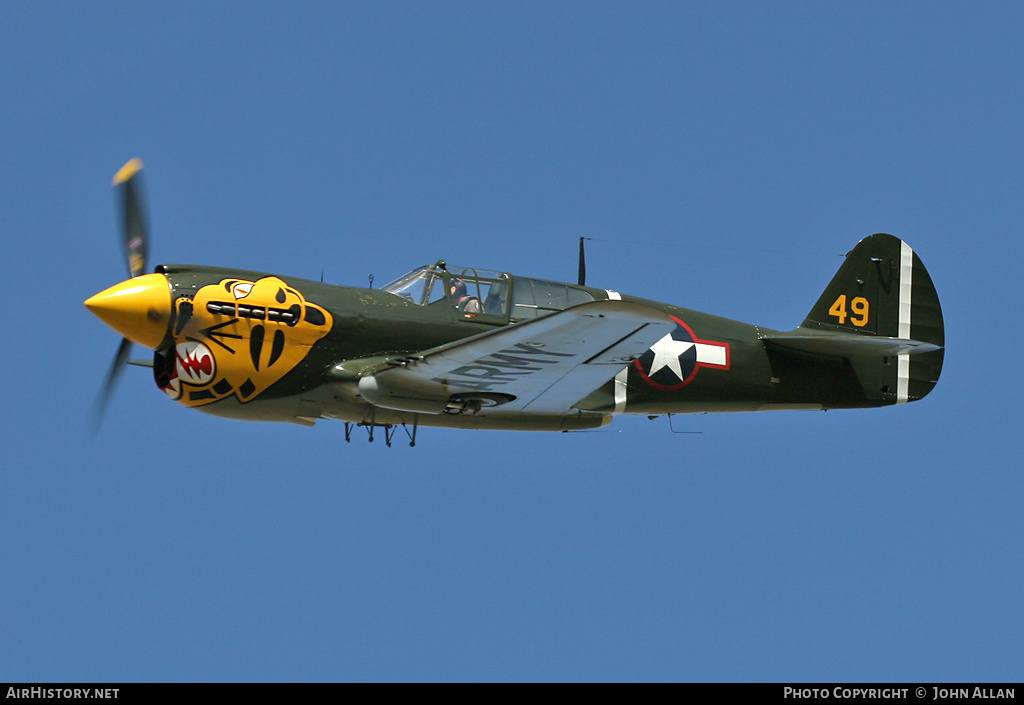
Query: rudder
801,233,944,403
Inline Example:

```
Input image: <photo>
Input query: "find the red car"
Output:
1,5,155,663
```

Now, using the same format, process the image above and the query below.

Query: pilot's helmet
451,279,467,298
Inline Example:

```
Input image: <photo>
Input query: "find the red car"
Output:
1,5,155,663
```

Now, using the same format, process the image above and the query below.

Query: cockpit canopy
382,260,595,321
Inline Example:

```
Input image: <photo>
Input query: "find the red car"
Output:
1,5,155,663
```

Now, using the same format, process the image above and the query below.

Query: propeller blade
113,158,148,279
93,337,133,433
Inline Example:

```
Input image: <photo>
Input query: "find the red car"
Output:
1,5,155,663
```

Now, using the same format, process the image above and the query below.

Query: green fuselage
155,262,897,431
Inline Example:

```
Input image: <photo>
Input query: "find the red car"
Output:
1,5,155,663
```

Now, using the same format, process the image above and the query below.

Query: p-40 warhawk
86,159,944,445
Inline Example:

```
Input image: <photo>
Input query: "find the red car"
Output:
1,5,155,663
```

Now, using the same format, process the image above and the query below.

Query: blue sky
1,2,1021,681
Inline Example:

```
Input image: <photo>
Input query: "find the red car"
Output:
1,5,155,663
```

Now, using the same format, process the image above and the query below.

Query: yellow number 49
829,295,869,327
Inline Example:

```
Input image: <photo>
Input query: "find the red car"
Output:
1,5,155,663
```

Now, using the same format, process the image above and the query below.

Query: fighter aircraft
86,159,944,445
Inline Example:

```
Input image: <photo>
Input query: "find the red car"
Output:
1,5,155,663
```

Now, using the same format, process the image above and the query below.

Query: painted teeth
174,341,215,384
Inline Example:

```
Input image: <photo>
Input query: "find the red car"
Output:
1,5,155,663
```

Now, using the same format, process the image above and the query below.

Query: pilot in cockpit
450,278,483,314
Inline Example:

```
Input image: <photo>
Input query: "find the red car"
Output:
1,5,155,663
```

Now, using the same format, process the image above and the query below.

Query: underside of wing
356,300,675,417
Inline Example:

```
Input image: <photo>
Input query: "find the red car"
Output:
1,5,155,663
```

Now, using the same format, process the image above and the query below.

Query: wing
357,300,675,416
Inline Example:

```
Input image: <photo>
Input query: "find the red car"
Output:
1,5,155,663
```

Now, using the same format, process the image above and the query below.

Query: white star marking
647,333,694,380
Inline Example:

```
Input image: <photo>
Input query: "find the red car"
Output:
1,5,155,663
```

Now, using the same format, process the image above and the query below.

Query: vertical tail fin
801,233,944,403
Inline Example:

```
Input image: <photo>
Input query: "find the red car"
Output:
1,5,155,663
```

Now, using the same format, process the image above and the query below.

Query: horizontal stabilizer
762,333,942,358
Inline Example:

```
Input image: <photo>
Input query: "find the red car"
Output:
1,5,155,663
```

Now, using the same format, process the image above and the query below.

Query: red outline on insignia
634,315,731,391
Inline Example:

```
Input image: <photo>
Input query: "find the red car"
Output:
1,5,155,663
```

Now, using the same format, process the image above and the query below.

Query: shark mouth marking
175,341,216,385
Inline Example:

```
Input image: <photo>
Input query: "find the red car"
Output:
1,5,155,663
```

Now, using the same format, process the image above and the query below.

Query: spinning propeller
87,158,170,429
116,158,149,280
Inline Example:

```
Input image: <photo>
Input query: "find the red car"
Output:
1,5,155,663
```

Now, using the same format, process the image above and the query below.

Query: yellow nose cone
85,273,171,349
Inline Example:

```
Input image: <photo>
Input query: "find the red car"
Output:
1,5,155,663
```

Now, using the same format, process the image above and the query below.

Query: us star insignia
635,315,730,390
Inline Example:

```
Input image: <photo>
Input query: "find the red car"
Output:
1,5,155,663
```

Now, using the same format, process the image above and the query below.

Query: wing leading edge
357,300,675,417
